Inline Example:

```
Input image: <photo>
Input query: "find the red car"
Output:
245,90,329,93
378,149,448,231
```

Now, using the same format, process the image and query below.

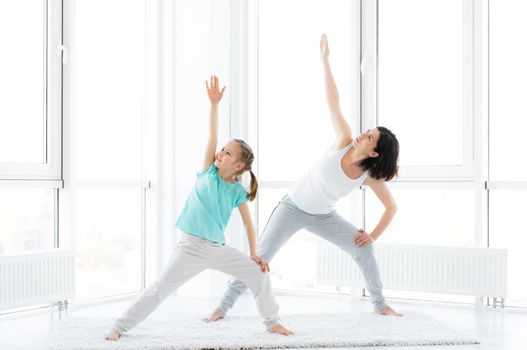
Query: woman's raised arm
320,34,353,149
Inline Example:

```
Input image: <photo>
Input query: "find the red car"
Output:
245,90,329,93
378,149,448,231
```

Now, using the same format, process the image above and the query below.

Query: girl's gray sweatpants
219,195,387,313
112,232,280,334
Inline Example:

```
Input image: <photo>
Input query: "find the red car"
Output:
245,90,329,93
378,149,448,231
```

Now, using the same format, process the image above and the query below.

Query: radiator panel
317,244,507,298
0,250,75,310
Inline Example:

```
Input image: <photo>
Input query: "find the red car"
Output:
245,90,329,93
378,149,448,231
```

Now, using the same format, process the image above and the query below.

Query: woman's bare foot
377,305,403,317
105,329,121,341
203,308,225,323
267,324,294,336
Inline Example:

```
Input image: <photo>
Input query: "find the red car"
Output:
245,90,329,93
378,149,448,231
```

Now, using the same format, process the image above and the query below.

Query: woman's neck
342,147,367,168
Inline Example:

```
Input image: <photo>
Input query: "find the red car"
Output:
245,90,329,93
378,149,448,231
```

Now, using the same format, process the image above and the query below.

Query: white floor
0,293,524,349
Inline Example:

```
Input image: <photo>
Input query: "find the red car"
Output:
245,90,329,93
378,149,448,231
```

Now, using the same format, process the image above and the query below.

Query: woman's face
352,128,380,158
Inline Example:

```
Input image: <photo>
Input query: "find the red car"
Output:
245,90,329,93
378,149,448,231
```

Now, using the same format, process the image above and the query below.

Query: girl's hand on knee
353,229,374,247
251,255,270,273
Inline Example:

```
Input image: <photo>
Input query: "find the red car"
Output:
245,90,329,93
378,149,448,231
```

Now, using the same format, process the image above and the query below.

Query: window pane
0,1,45,163
489,0,527,181
73,0,144,181
258,0,354,181
489,190,527,307
0,189,54,254
366,189,475,247
378,0,464,166
75,188,142,300
173,0,231,184
365,187,477,303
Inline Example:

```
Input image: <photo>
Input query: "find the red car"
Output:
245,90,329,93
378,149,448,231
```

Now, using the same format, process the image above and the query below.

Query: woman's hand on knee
251,255,270,273
353,229,374,247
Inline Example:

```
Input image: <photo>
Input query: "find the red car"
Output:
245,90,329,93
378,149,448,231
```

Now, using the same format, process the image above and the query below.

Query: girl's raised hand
320,33,330,61
206,75,226,104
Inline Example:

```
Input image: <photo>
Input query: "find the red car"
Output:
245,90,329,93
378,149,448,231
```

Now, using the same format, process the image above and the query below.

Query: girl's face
352,128,380,158
214,141,245,173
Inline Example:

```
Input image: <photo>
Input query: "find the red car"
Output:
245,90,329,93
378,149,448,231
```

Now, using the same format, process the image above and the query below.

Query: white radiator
0,249,75,311
317,243,507,299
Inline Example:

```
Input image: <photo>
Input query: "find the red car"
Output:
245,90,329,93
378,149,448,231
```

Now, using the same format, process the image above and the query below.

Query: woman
206,35,402,323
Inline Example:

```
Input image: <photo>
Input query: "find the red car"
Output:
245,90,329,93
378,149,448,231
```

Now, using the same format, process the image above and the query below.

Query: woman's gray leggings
219,195,387,313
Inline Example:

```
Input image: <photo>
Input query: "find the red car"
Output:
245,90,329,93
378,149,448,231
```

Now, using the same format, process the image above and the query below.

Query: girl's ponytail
233,138,258,201
247,170,258,202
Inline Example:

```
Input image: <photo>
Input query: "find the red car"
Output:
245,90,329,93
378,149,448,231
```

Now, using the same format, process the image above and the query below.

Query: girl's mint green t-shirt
175,164,249,244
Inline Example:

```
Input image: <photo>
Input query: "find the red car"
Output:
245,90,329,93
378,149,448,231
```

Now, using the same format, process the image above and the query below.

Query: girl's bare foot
267,324,294,336
203,308,225,323
105,329,121,341
377,305,403,317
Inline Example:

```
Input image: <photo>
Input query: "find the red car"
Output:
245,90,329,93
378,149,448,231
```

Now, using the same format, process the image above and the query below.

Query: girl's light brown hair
233,139,258,201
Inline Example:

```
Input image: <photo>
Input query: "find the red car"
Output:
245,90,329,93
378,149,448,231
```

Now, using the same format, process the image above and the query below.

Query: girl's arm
202,76,226,171
320,34,353,150
354,177,398,247
238,203,270,272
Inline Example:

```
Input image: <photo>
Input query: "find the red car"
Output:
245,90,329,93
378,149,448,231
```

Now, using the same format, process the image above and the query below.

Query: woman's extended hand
251,255,270,273
353,229,374,247
320,33,330,61
206,75,226,104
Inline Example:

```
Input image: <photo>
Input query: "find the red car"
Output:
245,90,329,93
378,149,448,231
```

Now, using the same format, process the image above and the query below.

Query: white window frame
59,0,154,296
247,0,494,304
361,0,476,181
247,0,363,235
0,0,62,180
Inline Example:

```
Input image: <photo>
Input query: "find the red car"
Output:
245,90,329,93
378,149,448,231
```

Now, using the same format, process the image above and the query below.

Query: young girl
206,35,402,323
106,76,293,341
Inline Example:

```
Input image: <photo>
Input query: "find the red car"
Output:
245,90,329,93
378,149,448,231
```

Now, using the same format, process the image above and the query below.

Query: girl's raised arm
202,76,226,171
320,34,353,149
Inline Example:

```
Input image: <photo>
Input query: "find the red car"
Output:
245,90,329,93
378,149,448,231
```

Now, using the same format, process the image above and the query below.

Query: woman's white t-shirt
288,143,368,214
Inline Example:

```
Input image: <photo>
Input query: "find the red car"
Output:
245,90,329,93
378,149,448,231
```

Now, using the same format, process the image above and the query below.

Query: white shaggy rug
49,312,479,349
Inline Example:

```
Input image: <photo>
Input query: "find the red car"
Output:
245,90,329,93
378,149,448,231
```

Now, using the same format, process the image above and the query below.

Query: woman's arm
238,203,270,272
354,177,397,247
320,34,353,149
201,76,226,171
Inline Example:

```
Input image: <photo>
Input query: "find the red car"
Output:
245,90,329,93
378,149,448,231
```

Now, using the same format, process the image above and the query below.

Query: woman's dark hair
359,126,399,181
233,139,258,201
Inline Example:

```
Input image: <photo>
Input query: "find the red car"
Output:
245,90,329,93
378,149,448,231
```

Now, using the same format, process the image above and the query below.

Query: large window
489,0,527,181
488,0,527,308
0,0,61,258
375,0,473,178
0,0,155,305
0,0,61,179
256,0,357,182
377,0,465,169
249,0,515,308
354,0,479,304
66,0,148,300
251,0,360,292
0,1,45,164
